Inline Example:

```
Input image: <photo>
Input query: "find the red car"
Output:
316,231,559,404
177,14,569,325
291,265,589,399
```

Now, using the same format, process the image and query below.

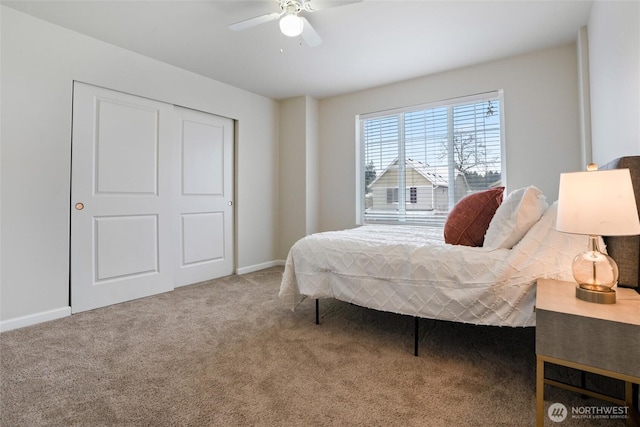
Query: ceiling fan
229,0,362,47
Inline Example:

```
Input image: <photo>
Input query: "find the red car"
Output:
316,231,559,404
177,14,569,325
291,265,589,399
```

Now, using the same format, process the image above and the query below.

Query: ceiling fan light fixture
279,13,304,37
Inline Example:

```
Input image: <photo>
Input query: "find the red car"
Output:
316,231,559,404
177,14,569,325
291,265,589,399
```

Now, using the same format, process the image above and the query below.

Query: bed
279,157,640,355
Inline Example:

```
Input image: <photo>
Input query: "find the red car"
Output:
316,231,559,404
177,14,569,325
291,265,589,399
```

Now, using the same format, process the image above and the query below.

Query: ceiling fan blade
300,17,322,47
303,0,363,12
229,12,281,31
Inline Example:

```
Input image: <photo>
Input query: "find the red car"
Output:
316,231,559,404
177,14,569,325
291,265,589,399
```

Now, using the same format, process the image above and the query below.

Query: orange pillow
444,187,505,246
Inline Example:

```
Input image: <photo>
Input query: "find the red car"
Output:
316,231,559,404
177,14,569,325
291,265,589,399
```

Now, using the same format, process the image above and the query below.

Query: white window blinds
360,91,503,227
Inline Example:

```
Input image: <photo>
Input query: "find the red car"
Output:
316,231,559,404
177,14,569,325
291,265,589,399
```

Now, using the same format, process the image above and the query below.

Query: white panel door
71,82,174,313
174,107,234,286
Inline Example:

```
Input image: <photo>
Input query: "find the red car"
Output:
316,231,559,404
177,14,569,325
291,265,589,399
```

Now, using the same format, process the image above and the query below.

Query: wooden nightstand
535,278,640,427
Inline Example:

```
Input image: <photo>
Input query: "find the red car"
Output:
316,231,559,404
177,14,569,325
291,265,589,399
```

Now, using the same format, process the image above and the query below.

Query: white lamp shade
279,14,303,37
556,168,640,236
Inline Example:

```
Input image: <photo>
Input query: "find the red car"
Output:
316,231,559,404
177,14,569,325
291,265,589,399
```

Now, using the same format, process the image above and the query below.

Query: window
359,91,503,227
409,187,417,204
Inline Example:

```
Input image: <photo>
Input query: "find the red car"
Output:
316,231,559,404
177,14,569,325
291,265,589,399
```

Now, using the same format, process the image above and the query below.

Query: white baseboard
0,262,287,332
0,306,71,333
236,260,285,275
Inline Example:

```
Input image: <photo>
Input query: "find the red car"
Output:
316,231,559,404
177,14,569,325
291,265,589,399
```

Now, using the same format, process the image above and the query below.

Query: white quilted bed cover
279,204,590,327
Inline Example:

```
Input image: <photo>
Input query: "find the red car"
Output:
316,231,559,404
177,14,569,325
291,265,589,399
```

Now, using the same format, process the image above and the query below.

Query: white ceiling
2,0,593,100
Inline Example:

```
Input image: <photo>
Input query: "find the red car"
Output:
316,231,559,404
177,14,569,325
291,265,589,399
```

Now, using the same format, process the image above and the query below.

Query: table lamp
556,165,640,304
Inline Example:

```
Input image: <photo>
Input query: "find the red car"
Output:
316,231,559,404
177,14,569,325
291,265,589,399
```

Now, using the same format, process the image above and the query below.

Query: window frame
355,90,506,226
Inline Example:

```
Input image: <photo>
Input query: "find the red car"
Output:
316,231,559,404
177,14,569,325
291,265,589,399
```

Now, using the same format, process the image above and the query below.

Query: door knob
75,203,84,210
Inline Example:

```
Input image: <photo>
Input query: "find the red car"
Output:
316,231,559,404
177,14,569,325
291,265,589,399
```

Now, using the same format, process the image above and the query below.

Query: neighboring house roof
369,158,450,187
407,158,450,187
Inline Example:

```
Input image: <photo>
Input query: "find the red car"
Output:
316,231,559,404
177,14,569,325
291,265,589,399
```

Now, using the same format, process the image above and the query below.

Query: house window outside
409,187,417,204
359,91,503,227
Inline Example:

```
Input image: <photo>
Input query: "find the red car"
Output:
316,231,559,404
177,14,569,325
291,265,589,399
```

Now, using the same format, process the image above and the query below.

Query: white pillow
483,186,548,249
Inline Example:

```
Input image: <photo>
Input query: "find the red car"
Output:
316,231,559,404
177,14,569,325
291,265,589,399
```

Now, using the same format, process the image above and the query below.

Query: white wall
0,6,280,325
278,96,320,260
305,97,320,237
318,44,582,232
588,0,640,164
577,26,592,167
279,97,307,259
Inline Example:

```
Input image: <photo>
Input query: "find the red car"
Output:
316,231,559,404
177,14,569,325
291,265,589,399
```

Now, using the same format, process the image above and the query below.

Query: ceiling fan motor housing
280,0,303,15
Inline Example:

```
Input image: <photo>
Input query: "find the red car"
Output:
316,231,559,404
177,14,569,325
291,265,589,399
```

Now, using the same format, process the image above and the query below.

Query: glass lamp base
575,285,616,304
571,236,618,304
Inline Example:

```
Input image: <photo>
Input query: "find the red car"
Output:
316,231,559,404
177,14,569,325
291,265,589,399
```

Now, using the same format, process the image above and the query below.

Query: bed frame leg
414,317,419,357
315,299,419,356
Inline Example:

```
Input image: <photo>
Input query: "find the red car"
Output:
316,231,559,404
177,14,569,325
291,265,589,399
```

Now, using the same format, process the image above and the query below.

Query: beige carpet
0,267,628,426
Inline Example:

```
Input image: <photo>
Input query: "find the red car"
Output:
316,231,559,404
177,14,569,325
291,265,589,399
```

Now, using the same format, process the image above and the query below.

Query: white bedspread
279,204,590,327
